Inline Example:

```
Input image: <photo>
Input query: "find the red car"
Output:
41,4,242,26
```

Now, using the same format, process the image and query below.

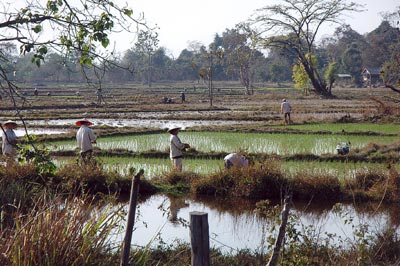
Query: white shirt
224,153,249,167
76,125,96,153
281,101,291,113
2,129,17,156
170,134,186,159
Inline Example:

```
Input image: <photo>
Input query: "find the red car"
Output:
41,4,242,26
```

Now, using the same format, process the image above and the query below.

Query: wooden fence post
190,211,210,266
120,169,144,266
267,194,292,266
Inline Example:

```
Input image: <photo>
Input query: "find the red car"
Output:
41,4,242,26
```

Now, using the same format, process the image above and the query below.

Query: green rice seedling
55,156,222,178
276,123,400,135
282,161,393,180
48,132,398,156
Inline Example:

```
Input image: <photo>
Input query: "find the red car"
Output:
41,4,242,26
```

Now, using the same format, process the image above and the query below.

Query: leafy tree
363,21,400,69
0,0,144,163
292,54,317,95
324,61,339,93
135,29,159,87
253,0,362,97
342,43,363,87
174,49,198,81
380,6,400,93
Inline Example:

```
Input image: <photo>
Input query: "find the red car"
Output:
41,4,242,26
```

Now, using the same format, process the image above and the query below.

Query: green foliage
18,134,56,176
324,61,338,89
292,63,309,90
342,43,363,87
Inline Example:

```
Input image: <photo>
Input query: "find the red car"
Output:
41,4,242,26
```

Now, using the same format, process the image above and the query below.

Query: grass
47,131,399,156
0,196,122,266
54,156,222,177
275,122,400,135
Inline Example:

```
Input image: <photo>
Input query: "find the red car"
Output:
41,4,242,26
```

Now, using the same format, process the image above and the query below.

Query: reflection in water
109,194,400,253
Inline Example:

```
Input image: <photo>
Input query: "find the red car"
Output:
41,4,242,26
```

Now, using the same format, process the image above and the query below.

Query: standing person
76,118,96,164
168,126,190,172
180,92,186,103
280,99,292,124
96,88,105,105
224,153,249,169
1,120,18,161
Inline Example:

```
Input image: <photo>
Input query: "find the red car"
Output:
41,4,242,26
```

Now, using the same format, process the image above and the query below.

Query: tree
194,46,224,107
0,0,144,96
0,0,145,159
253,0,362,97
380,6,400,92
341,43,363,87
222,23,259,95
363,21,400,69
135,29,159,87
324,61,339,93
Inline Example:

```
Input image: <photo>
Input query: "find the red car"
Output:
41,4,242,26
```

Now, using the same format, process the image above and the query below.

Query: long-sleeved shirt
2,129,17,156
76,125,96,153
170,135,186,159
224,153,249,167
281,102,291,113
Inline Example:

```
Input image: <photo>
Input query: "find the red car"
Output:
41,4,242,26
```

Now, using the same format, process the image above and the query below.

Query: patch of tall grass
0,196,121,266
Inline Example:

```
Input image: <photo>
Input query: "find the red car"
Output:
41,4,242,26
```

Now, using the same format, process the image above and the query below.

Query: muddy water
28,118,255,129
109,194,397,253
14,128,69,136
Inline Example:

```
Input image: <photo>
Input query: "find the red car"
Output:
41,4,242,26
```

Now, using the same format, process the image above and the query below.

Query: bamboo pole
120,169,144,266
190,211,210,266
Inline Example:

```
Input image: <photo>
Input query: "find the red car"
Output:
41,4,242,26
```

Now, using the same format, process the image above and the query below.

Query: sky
6,0,399,58
120,0,399,57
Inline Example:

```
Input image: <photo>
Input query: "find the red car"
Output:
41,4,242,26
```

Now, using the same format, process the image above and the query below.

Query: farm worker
168,126,190,172
96,88,105,105
224,153,249,169
76,118,97,164
180,92,185,103
280,99,292,124
1,120,18,161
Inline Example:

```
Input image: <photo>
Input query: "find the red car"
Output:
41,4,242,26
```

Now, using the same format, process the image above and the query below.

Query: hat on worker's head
282,99,286,102
167,126,181,133
2,120,17,127
75,118,93,126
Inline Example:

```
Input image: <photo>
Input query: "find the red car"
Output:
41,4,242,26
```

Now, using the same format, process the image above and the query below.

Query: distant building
336,73,352,87
362,67,382,88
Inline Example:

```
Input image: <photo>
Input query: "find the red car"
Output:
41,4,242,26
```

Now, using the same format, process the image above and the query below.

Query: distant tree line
1,4,399,93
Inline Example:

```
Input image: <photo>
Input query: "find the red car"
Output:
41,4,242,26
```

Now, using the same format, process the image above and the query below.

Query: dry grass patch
191,159,286,199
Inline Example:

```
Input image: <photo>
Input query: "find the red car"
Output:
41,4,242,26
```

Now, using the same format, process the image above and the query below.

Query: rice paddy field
4,83,400,259
48,130,398,155
53,155,397,181
29,85,400,181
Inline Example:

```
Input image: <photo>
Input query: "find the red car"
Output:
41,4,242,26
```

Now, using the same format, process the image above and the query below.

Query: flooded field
28,117,256,129
108,194,398,252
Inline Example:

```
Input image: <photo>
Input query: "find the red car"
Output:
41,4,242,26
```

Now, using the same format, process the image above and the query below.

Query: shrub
291,171,343,201
191,159,286,199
